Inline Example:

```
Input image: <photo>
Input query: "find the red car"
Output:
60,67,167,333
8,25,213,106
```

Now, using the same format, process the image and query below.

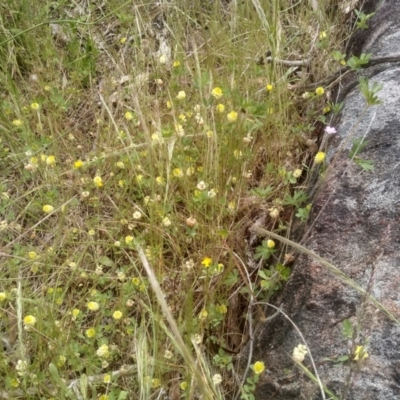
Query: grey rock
254,1,400,399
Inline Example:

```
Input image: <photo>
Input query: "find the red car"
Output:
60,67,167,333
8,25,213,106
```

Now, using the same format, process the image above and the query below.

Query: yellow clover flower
211,87,223,99
354,345,369,361
74,160,84,169
112,311,123,320
124,111,133,121
87,301,100,311
23,315,37,326
201,257,212,268
125,235,134,244
176,90,186,100
227,110,238,123
30,102,40,110
173,168,183,178
267,240,275,249
253,361,265,375
315,87,325,96
43,205,54,214
314,151,326,164
86,328,96,338
46,155,56,166
199,309,208,319
93,176,103,187
216,103,225,113
266,84,273,91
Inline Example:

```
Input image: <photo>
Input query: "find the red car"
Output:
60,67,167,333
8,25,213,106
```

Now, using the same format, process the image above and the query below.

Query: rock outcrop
253,1,400,399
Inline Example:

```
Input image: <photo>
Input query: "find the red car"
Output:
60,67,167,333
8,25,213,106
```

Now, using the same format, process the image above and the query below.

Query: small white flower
212,374,222,385
292,344,308,363
96,344,110,359
197,181,207,190
16,360,28,376
207,189,216,198
164,350,173,359
162,217,171,227
191,334,202,345
269,207,280,219
184,259,195,269
324,126,337,135
133,211,142,220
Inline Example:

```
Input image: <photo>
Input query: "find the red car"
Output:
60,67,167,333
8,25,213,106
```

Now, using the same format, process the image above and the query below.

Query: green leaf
222,270,239,286
283,190,308,208
49,363,68,392
250,185,274,199
355,158,375,171
342,319,353,339
98,255,115,267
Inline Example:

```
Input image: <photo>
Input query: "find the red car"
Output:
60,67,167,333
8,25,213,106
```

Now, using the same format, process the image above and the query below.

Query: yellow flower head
30,102,40,110
201,257,212,268
314,151,326,164
93,176,103,187
354,345,369,361
216,103,225,113
315,87,325,96
217,304,228,314
23,315,37,326
74,160,84,169
173,168,183,178
267,240,275,249
12,119,23,127
266,84,273,91
227,110,238,123
112,310,123,320
176,91,186,100
319,31,327,40
124,111,133,121
253,361,265,375
87,301,100,311
46,155,56,166
125,235,134,244
199,309,208,320
86,328,96,338
43,204,54,214
211,87,223,99
173,60,181,67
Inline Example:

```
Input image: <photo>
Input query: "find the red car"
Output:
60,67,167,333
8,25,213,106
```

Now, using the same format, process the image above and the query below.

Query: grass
0,0,354,399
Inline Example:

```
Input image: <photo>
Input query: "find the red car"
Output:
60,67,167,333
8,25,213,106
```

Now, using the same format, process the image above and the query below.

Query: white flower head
197,181,207,190
292,344,308,363
133,211,142,220
324,126,337,135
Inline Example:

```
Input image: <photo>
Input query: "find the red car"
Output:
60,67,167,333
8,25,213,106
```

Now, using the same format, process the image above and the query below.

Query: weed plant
0,0,352,399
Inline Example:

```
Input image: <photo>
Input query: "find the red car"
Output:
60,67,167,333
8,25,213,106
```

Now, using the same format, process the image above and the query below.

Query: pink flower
324,126,337,135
